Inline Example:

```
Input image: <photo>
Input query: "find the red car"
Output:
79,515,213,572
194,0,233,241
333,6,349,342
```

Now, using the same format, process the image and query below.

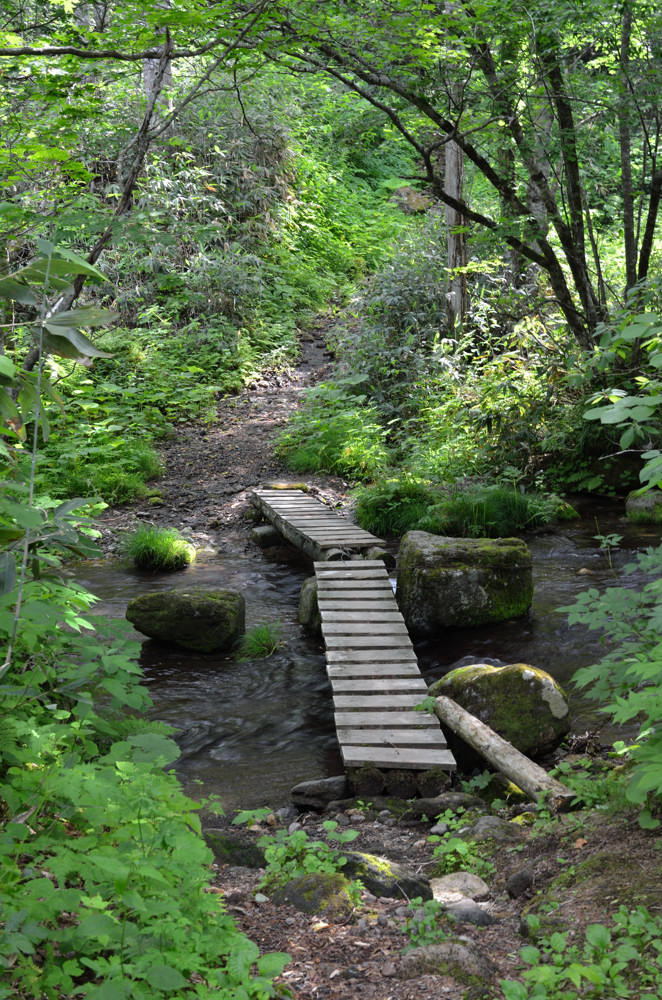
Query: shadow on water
75,498,661,809
75,549,343,810
416,497,662,740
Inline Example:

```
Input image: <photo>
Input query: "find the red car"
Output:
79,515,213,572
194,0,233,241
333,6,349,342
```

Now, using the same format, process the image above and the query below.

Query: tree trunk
433,696,576,813
445,138,467,331
619,6,637,294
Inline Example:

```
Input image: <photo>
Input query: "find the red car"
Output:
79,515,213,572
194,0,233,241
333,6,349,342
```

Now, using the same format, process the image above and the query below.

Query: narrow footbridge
250,488,455,773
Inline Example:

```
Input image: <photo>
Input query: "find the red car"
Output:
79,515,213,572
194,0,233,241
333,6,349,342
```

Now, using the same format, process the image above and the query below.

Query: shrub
122,525,196,571
353,477,439,536
354,478,575,538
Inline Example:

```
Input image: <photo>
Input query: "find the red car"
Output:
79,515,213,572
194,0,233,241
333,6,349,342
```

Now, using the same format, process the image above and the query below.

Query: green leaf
257,952,290,978
41,325,113,360
144,964,188,990
585,923,611,950
0,277,37,305
47,307,116,328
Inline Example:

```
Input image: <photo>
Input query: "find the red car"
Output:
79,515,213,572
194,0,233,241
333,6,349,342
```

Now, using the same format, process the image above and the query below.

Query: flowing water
75,499,661,810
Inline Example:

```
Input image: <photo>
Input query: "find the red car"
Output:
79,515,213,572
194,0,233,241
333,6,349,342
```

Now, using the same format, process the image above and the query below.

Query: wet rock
270,872,354,921
431,872,491,902
429,662,570,758
399,939,497,983
291,775,348,810
125,588,245,653
340,851,432,901
298,577,321,636
252,524,284,547
397,532,533,634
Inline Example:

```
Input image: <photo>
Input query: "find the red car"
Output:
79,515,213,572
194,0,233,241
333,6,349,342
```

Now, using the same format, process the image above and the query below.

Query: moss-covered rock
396,531,533,634
429,662,570,759
126,588,245,653
269,872,354,920
626,489,662,523
298,577,321,636
340,851,432,900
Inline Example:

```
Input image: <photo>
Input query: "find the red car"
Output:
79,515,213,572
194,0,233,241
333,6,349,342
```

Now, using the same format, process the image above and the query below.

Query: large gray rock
429,662,570,758
291,775,348,810
396,532,533,634
126,588,245,653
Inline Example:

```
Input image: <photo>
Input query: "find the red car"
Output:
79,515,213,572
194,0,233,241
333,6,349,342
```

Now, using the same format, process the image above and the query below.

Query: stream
75,498,661,810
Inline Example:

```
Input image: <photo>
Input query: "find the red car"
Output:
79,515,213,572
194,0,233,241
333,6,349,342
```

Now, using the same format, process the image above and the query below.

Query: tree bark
619,6,637,293
433,695,576,813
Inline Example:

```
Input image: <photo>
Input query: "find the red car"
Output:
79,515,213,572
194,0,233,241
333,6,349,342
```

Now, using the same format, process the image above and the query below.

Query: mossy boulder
396,531,533,635
298,577,321,636
126,588,245,653
399,939,496,983
429,662,570,759
269,872,354,921
340,851,432,900
626,489,662,523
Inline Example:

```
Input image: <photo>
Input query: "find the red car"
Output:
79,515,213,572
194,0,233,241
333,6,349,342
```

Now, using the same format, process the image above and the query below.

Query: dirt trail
99,318,351,553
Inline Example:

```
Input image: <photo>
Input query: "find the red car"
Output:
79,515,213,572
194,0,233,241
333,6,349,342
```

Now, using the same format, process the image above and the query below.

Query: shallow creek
75,499,661,809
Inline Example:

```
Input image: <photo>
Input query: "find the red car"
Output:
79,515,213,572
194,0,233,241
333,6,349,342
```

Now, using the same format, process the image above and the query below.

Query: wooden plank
317,580,394,591
324,636,413,648
322,622,409,636
337,728,446,746
321,611,402,622
315,561,388,569
327,663,422,678
332,678,428,692
333,694,425,708
334,711,438,727
340,746,456,769
319,601,398,611
327,649,417,662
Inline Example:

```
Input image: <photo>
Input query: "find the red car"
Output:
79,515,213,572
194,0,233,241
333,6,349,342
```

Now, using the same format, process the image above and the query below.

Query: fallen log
433,695,576,813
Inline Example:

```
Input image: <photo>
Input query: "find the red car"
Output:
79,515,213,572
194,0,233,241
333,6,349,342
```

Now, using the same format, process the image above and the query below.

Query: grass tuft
122,525,196,571
235,622,284,660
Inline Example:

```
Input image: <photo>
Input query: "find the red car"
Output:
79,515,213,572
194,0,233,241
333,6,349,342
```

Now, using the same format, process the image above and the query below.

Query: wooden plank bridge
250,488,455,773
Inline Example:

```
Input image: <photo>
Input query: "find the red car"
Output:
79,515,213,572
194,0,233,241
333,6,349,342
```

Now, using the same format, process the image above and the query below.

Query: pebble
285,917,296,925
362,891,377,904
335,813,350,826
430,822,449,836
385,818,398,828
254,893,269,904
381,962,397,978
357,917,369,931
377,914,388,926
288,821,302,834
413,838,427,850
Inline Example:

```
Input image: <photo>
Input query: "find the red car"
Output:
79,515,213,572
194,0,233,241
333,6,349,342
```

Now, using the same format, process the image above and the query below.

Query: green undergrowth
122,525,196,571
0,595,288,999
353,478,576,538
276,379,392,479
